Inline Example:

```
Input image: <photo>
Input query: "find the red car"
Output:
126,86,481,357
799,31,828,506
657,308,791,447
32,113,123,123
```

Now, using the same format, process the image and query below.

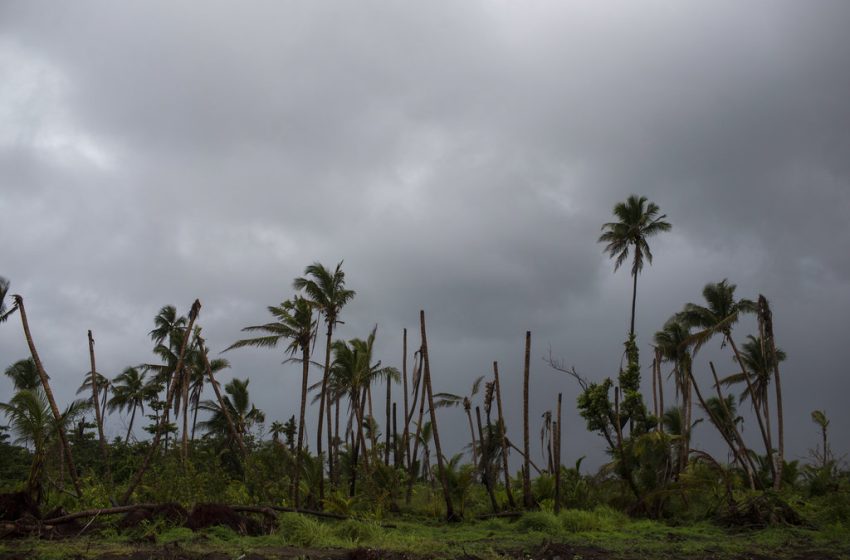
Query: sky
1,1,849,471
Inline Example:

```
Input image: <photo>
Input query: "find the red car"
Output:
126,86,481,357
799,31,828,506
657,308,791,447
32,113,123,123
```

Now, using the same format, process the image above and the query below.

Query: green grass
2,509,849,559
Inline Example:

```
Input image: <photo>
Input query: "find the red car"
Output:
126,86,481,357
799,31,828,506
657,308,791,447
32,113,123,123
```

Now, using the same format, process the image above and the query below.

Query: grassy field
3,508,849,559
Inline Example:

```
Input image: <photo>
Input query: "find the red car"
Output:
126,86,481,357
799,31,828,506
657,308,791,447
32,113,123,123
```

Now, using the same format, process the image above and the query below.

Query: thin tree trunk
522,331,533,509
707,362,759,490
419,310,458,522
291,341,310,508
656,348,665,433
476,406,498,513
122,300,200,505
760,295,784,490
385,368,392,466
630,271,638,337
554,393,562,514
393,402,400,468
651,356,658,422
401,329,411,469
198,335,246,458
466,405,478,467
493,361,516,509
126,405,137,444
334,396,341,486
88,330,113,495
405,358,428,504
14,295,83,499
181,349,191,462
317,323,333,509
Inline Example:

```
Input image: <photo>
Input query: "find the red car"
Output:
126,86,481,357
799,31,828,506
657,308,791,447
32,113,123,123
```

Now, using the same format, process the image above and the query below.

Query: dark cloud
1,1,849,469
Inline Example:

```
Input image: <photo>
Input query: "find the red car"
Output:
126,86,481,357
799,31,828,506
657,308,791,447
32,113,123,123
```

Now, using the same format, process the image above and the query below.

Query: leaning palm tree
226,296,315,506
108,367,154,443
434,375,485,467
293,261,355,503
599,195,672,337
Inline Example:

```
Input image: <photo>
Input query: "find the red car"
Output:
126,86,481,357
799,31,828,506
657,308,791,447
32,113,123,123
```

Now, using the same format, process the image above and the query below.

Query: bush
516,511,561,534
276,512,333,547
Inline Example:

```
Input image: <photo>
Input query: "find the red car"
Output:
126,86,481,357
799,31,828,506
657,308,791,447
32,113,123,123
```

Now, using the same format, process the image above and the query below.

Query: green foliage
516,510,561,534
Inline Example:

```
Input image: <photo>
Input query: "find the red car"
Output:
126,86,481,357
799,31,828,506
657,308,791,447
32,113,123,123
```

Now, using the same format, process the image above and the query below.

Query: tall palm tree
599,195,672,336
108,367,154,443
293,261,355,503
227,296,315,506
4,358,40,391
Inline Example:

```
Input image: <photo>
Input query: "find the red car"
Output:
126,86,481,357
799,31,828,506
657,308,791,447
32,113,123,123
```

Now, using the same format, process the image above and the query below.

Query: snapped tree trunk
554,393,562,514
522,331,533,509
14,295,83,499
88,330,114,497
405,355,428,504
493,361,516,509
476,406,498,513
401,328,411,469
420,310,458,522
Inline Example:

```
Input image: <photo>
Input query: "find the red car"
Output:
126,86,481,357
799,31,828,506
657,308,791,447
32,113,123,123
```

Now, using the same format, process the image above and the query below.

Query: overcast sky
1,2,849,471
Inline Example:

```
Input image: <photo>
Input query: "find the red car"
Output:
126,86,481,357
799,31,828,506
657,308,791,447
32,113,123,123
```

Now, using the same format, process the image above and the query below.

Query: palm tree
653,317,694,474
293,261,355,502
0,390,89,503
4,358,40,391
599,195,672,336
76,370,110,422
721,335,785,421
198,378,265,443
227,296,315,507
108,367,154,443
434,375,485,467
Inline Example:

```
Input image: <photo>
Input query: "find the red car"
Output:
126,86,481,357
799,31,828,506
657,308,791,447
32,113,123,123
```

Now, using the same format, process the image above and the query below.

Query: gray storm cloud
1,1,849,468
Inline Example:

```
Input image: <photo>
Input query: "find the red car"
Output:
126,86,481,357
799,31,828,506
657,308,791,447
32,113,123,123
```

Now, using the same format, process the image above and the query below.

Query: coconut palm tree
108,367,154,443
0,389,89,503
653,317,693,474
434,375,485,467
227,296,315,506
598,195,671,337
293,261,355,502
4,358,40,391
198,377,265,444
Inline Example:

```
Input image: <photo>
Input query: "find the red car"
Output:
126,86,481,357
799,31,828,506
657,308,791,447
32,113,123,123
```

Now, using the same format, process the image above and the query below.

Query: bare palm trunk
466,405,478,467
88,330,113,496
334,396,341,486
317,323,333,508
630,271,638,338
522,331,533,509
126,405,137,444
122,300,200,505
493,361,516,509
401,329,411,469
385,370,392,466
181,356,191,462
759,295,784,490
199,336,246,458
292,342,310,508
554,393,562,514
392,402,400,467
476,406,498,513
406,358,428,504
419,310,458,521
656,348,665,433
15,295,83,498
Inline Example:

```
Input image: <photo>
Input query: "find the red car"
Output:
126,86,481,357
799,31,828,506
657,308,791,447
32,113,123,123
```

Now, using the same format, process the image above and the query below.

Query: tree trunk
88,330,113,495
708,362,759,490
630,270,638,338
476,406,498,513
392,402,400,467
420,310,458,522
522,331,533,509
198,336,246,458
554,393,562,514
466,405,478,467
292,340,310,508
126,405,137,444
385,367,392,466
122,300,200,505
401,328,411,470
317,322,333,508
14,295,83,498
493,361,516,509
405,357,428,504
760,295,784,490
656,348,664,433
181,349,191,462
